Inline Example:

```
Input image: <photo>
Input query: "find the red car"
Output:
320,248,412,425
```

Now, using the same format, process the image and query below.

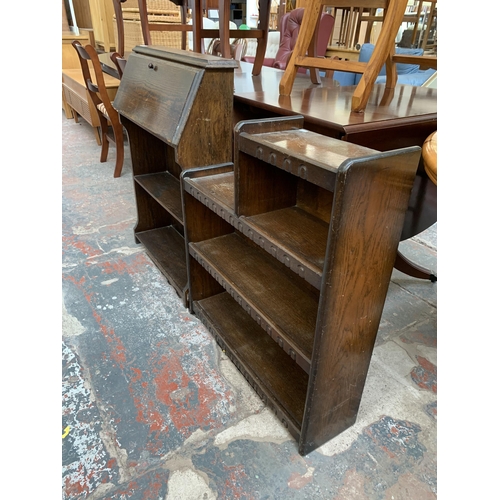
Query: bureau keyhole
148,63,158,71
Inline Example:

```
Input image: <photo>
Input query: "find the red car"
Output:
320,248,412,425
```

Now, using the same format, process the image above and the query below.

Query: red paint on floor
153,352,220,437
62,235,101,258
98,254,151,275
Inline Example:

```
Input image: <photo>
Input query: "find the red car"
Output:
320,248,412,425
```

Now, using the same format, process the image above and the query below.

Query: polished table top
233,61,437,134
100,51,437,139
100,54,436,122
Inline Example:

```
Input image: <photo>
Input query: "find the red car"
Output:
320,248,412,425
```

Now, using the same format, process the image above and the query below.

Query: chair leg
279,0,323,95
251,0,272,77
98,114,110,162
113,126,125,178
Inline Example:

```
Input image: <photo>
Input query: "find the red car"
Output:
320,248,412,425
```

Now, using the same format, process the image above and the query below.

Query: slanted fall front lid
113,46,238,149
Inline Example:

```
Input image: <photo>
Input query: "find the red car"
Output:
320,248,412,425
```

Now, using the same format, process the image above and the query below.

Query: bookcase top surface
242,128,381,172
133,45,239,69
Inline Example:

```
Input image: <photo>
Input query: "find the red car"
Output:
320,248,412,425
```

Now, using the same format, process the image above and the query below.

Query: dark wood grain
114,47,237,169
243,207,329,288
184,169,328,290
236,152,298,216
181,170,234,304
115,52,201,147
296,180,334,224
184,171,235,212
133,182,181,238
134,172,183,224
299,146,422,455
190,232,319,367
194,292,309,432
121,117,178,178
136,226,187,297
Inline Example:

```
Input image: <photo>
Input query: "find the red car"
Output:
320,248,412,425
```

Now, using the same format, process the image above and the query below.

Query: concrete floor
62,110,437,500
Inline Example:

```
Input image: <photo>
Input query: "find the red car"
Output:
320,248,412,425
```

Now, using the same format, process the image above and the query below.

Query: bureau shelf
113,47,238,305
136,226,187,296
134,172,183,224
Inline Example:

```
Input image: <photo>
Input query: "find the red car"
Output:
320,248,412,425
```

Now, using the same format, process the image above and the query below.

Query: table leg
394,251,437,282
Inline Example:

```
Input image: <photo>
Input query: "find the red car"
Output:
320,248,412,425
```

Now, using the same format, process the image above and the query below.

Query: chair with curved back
272,8,334,73
138,0,191,50
112,0,127,57
72,41,125,178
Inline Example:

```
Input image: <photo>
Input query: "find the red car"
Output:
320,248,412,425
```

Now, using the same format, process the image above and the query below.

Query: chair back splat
111,52,127,80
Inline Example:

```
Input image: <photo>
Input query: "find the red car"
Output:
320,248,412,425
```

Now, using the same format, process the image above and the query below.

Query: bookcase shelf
135,226,187,294
194,291,308,438
183,115,422,455
134,173,183,224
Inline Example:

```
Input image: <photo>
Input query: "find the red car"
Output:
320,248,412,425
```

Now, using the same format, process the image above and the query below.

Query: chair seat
97,102,109,119
97,101,117,121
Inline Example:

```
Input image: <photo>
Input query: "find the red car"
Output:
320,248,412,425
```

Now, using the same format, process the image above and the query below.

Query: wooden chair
138,0,191,50
72,41,125,178
279,0,409,112
191,0,272,76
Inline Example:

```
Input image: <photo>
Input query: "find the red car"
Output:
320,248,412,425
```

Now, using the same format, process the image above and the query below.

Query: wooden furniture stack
279,0,409,112
114,46,422,455
112,46,238,303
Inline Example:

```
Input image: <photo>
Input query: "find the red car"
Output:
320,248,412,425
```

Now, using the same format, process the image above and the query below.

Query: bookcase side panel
299,148,421,455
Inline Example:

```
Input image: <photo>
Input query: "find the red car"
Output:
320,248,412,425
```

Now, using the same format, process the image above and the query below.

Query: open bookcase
182,116,421,454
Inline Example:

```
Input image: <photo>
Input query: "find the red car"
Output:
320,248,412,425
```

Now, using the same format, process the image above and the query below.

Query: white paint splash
165,468,216,500
214,408,291,449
